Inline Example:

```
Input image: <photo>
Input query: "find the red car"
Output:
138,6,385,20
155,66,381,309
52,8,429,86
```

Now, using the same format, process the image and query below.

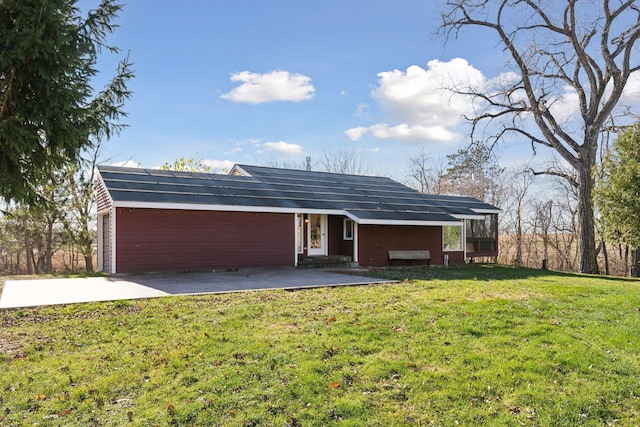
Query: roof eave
452,214,487,220
471,208,503,214
354,218,464,226
110,200,345,216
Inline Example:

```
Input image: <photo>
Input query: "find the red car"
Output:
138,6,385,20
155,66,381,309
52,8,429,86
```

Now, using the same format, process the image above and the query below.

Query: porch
297,255,359,269
296,213,357,267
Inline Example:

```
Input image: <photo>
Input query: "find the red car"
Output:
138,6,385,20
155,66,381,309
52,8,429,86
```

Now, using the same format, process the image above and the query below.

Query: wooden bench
388,250,431,266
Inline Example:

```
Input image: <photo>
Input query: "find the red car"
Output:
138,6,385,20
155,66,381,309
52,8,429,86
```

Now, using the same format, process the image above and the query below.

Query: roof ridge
236,163,392,180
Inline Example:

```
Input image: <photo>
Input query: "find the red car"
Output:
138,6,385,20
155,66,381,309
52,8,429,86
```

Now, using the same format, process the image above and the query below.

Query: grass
1,264,640,426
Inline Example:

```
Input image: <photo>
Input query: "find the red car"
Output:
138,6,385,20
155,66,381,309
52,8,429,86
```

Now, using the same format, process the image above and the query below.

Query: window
465,214,498,254
343,218,354,240
443,225,463,251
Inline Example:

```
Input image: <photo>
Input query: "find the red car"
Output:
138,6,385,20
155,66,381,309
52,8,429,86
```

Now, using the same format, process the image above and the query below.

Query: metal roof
97,164,500,224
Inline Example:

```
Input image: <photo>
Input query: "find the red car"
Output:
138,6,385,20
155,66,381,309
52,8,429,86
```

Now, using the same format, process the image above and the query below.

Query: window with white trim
443,225,462,251
343,218,354,240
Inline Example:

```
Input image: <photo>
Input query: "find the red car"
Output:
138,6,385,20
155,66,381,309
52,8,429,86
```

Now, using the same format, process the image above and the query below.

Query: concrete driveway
0,268,396,309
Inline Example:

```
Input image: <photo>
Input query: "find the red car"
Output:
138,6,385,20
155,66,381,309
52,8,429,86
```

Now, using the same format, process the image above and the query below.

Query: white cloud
349,60,640,146
349,58,484,144
241,137,261,145
374,59,484,128
220,70,315,104
545,69,640,124
354,103,371,120
346,123,458,143
345,126,369,141
224,147,242,155
621,70,640,103
369,123,460,143
111,160,141,168
264,141,303,155
547,85,581,124
201,159,236,173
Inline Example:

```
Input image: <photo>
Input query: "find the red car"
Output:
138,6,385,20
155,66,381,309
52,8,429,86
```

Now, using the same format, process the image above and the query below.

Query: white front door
307,214,327,256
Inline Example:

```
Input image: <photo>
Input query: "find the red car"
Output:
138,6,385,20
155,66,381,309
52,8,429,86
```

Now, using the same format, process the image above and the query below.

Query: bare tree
261,156,308,171
533,199,553,268
407,148,448,194
63,144,107,273
504,167,536,266
440,0,640,274
545,176,580,271
320,146,375,175
4,178,66,275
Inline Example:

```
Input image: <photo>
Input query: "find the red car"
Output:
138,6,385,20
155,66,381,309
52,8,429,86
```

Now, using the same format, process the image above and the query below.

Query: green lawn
1,265,640,426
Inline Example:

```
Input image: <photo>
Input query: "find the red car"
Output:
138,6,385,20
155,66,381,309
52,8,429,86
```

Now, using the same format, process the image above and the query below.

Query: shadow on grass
366,263,639,283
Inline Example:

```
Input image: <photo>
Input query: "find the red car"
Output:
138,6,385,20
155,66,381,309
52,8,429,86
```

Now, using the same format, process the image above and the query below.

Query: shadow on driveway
0,268,397,309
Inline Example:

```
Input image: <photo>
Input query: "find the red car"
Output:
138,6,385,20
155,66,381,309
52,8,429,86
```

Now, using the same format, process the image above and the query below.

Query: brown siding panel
358,225,464,267
115,208,294,273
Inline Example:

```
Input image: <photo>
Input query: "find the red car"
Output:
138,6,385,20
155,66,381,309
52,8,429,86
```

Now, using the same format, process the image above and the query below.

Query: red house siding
115,208,294,273
357,224,464,267
327,216,354,258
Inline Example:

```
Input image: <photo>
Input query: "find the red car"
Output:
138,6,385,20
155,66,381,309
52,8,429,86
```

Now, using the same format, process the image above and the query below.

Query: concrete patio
0,268,396,309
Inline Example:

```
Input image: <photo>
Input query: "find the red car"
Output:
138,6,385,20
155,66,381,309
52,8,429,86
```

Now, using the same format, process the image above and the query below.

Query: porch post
353,222,359,263
294,214,299,267
110,207,117,274
462,220,467,262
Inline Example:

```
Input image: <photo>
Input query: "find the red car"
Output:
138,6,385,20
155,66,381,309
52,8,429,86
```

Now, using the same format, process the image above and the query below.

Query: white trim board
111,201,466,227
471,208,503,214
112,200,344,216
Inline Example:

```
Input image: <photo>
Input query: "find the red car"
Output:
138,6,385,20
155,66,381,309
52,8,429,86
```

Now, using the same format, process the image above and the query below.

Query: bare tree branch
439,0,640,274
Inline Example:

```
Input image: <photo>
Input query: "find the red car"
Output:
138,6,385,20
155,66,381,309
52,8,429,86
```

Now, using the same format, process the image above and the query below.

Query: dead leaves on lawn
322,346,340,361
0,338,25,358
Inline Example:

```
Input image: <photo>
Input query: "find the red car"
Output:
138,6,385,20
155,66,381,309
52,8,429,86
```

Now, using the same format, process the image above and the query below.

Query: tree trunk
543,202,551,267
514,200,523,266
632,248,640,278
577,159,599,274
44,218,54,274
23,218,33,275
80,223,94,273
624,244,630,275
84,254,94,273
30,248,39,274
601,240,610,276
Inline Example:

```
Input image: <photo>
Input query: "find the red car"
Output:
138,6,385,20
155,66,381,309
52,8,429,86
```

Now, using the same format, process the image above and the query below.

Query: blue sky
82,0,535,177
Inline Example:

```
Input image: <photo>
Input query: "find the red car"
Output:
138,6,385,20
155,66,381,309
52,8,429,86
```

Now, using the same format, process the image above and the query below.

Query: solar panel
97,164,500,222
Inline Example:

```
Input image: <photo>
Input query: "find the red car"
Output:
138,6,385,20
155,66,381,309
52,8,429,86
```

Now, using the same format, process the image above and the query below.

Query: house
95,164,500,274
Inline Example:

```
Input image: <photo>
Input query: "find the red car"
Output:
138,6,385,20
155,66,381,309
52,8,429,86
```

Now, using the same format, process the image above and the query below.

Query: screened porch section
466,214,498,258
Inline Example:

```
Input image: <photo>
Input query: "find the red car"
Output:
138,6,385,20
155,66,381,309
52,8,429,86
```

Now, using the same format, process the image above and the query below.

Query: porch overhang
343,209,463,227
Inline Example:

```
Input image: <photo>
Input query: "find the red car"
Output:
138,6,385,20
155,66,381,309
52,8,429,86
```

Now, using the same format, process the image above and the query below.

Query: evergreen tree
0,0,133,203
444,142,505,206
595,124,640,276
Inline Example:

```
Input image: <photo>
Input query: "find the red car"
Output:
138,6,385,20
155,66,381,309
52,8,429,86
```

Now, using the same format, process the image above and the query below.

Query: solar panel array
97,164,499,223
